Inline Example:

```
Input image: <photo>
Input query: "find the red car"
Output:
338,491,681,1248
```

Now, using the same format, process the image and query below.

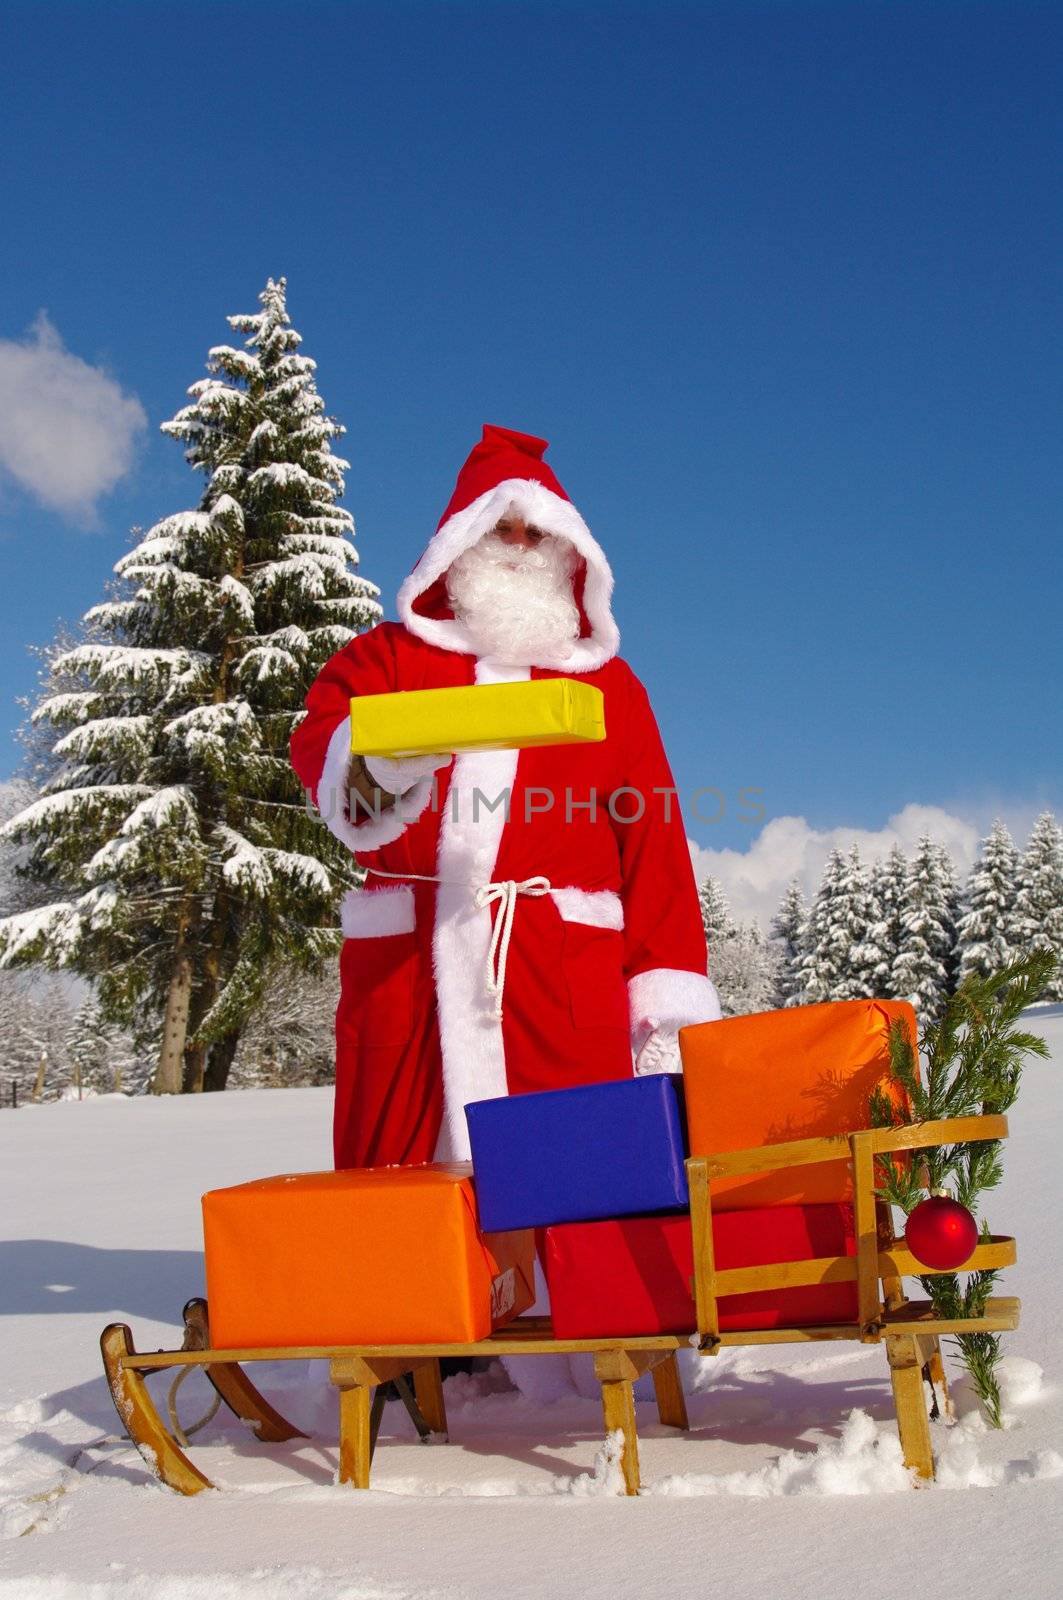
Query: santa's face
493,513,547,551
445,510,581,665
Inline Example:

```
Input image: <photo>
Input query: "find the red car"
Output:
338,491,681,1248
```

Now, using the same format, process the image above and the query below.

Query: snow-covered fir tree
792,847,877,1002
699,875,737,946
769,878,806,1006
1014,812,1063,1001
0,278,381,1094
793,849,849,1003
697,874,776,1015
831,844,878,999
859,843,909,996
711,920,777,1016
892,836,959,1018
0,779,38,919
955,819,1023,983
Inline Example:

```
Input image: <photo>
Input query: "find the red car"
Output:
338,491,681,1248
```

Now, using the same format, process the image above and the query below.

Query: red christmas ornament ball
905,1195,979,1270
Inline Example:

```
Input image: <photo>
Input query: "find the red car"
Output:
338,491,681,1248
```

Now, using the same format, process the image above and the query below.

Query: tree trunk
153,949,193,1094
203,1031,240,1093
182,891,228,1093
182,1042,207,1094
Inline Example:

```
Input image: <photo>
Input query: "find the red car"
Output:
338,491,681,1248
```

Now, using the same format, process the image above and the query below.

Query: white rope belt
475,876,551,1018
365,866,552,1019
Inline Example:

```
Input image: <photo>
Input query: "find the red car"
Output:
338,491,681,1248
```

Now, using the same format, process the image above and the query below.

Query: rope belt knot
364,865,552,1018
474,876,552,1019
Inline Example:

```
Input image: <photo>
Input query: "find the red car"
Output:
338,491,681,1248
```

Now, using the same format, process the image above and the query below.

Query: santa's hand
362,752,452,794
634,1026,681,1076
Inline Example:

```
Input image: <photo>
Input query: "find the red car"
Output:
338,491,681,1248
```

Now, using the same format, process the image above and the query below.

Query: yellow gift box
349,678,606,758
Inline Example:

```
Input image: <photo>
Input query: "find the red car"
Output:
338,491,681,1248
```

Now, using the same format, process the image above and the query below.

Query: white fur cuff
627,967,723,1056
318,716,434,853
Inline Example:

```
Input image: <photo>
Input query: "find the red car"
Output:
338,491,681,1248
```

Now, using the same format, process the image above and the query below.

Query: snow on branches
0,277,380,1092
711,816,1063,1018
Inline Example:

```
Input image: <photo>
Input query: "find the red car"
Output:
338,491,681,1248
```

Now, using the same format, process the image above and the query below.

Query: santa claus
290,424,721,1169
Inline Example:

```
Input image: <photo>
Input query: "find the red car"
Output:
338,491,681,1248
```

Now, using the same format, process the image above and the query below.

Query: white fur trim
627,967,723,1056
340,885,416,939
431,659,528,1162
318,717,434,853
550,887,624,931
397,479,620,672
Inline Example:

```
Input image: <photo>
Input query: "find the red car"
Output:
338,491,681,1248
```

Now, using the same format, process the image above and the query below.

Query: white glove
362,751,451,794
634,1027,682,1076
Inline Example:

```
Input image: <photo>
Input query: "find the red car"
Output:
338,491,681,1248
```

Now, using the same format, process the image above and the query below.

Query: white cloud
0,312,147,521
688,802,1045,932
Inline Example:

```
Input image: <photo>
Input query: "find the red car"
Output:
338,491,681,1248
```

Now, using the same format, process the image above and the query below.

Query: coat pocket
339,887,417,1047
558,915,629,1033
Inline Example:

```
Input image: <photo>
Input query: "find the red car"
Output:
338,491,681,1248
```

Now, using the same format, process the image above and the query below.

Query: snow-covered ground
1,1016,1061,1600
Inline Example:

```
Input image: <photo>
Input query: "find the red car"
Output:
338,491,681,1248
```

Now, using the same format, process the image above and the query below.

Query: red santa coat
289,428,721,1168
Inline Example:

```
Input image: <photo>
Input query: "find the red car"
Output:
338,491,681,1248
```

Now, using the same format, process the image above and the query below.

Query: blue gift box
465,1075,689,1233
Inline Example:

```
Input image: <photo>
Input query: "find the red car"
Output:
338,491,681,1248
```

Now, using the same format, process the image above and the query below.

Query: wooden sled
101,1299,688,1496
101,1114,1018,1496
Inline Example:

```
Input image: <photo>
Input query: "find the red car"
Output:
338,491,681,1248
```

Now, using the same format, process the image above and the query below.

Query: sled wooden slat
688,1156,719,1350
119,1329,686,1370
870,1114,1009,1155
879,1296,1020,1336
852,1131,882,1337
700,1297,1020,1347
712,1253,858,1297
701,1112,1010,1180
701,1135,850,1178
708,1235,1016,1300
877,1235,1017,1280
708,1322,860,1346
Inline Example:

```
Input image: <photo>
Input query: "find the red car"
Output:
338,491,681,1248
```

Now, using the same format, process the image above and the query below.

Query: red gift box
542,1204,857,1339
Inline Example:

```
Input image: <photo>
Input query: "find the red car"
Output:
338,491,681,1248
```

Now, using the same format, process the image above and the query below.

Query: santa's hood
396,424,620,672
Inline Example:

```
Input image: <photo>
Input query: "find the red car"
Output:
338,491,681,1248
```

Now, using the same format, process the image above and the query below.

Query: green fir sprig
870,950,1055,1425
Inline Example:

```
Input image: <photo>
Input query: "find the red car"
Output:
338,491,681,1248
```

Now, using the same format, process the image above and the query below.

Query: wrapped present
202,1163,535,1349
349,677,605,758
679,998,916,1210
465,1074,688,1232
542,1204,858,1339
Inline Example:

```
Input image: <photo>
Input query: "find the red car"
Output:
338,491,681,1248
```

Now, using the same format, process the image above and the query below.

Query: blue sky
0,0,1059,908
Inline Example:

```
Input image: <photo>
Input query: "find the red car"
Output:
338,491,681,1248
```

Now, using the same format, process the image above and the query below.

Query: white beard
445,531,581,666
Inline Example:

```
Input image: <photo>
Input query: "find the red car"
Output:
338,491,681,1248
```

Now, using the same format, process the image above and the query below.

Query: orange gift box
679,999,916,1212
202,1164,536,1349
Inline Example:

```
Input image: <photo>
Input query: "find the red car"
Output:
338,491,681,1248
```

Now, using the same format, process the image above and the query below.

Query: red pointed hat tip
480,424,549,460
434,423,569,530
